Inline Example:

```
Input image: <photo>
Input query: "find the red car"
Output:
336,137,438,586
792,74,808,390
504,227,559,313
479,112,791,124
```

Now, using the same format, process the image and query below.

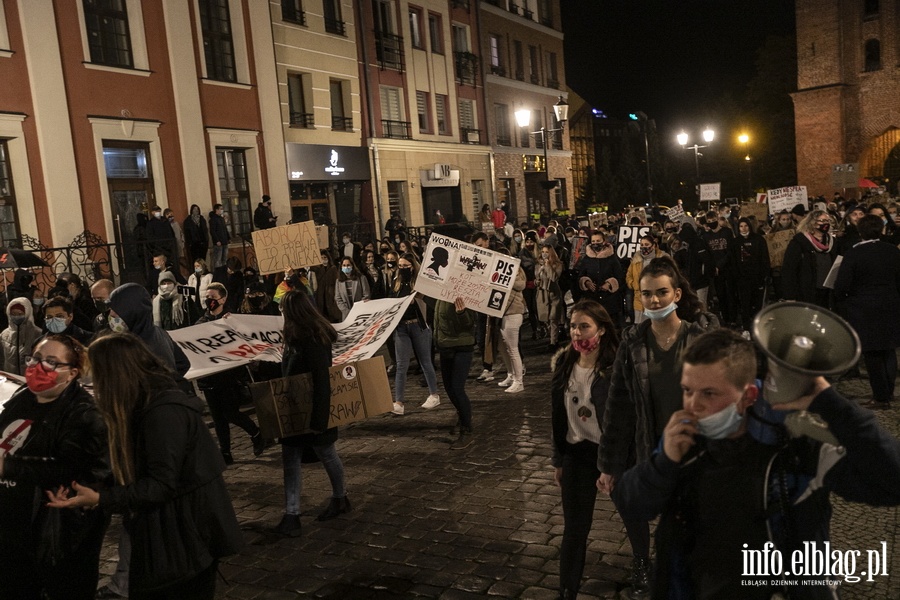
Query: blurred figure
209,203,229,270
311,251,341,322
183,203,209,265
90,279,115,336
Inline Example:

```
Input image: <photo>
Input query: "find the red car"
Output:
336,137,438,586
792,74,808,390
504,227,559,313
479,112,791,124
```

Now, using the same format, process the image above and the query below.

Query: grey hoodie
2,297,43,375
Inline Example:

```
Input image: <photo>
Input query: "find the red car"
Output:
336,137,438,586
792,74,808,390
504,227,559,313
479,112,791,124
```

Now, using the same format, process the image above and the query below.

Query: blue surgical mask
33,298,45,307
697,402,743,439
108,315,128,333
46,317,67,334
644,302,678,321
341,266,352,275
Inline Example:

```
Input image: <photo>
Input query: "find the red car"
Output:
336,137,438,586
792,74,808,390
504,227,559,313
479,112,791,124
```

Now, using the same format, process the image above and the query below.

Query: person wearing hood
39,296,93,346
7,268,37,303
153,270,200,331
1,296,42,374
108,283,191,379
673,221,714,308
195,282,267,463
730,217,770,331
781,210,836,309
183,203,209,265
253,195,277,230
574,231,626,328
625,234,668,325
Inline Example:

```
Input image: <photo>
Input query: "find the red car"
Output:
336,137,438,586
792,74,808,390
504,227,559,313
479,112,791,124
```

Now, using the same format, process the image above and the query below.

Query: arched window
865,38,881,71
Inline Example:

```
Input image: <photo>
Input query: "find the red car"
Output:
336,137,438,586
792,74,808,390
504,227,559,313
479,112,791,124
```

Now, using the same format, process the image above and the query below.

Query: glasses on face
25,355,71,371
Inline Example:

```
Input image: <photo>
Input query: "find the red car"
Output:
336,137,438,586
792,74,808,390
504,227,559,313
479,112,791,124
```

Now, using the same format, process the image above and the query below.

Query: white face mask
697,402,743,439
109,315,128,333
644,302,678,321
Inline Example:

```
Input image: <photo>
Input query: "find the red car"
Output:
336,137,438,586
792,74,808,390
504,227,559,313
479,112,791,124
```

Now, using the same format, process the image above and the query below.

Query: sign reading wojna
285,144,370,181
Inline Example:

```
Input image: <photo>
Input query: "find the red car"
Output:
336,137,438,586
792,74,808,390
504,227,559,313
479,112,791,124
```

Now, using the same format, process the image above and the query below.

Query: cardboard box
249,356,392,439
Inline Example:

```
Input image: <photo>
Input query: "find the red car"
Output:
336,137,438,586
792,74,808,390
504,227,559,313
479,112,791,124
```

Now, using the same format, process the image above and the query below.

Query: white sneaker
505,381,525,394
391,402,404,415
476,369,492,381
481,371,495,382
498,375,514,387
421,394,440,409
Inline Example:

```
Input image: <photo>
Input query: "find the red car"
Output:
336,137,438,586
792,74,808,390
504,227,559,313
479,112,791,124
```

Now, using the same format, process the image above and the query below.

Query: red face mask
572,335,600,355
25,364,61,393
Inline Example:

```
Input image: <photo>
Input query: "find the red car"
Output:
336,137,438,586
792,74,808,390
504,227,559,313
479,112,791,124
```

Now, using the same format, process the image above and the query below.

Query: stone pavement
97,339,900,599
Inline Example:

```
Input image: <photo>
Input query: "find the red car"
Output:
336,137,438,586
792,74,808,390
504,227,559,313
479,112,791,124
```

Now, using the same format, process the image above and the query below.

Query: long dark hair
639,255,706,320
89,333,176,485
338,256,361,282
282,290,337,346
551,299,619,394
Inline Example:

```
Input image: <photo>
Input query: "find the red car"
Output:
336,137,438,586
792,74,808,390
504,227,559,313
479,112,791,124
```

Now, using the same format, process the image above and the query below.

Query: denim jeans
282,442,346,515
499,313,523,382
393,321,438,403
439,348,473,429
212,243,228,269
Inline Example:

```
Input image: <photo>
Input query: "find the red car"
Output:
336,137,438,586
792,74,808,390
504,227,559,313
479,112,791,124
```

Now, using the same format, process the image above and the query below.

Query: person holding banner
434,297,476,449
389,253,440,415
276,291,350,537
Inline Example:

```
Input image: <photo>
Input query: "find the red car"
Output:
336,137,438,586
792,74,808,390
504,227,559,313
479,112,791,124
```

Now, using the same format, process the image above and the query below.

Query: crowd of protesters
2,194,900,599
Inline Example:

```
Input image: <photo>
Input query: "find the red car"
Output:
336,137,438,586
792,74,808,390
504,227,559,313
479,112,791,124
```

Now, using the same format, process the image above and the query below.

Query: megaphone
751,301,861,445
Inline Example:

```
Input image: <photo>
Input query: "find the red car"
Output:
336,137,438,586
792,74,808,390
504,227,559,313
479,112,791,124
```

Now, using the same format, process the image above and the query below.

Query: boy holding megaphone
612,329,900,599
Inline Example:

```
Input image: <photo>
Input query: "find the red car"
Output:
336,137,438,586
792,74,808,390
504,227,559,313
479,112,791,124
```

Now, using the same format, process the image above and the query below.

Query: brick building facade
793,0,900,196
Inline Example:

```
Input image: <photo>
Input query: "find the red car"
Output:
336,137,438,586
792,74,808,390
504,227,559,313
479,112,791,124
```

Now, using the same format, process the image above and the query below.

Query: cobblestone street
98,340,900,599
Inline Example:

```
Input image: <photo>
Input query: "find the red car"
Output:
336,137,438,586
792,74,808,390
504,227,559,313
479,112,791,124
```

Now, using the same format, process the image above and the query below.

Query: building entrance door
103,141,155,284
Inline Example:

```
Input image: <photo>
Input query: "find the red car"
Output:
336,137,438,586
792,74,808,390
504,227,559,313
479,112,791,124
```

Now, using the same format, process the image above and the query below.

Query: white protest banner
699,183,721,202
665,205,685,224
616,225,651,260
331,295,416,364
252,220,320,275
172,297,414,379
767,186,808,215
170,314,285,380
414,233,521,317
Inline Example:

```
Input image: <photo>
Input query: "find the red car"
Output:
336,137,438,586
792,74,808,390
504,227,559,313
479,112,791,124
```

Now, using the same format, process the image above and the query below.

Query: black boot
629,556,651,599
317,496,352,521
557,589,577,599
221,451,234,466
251,432,267,456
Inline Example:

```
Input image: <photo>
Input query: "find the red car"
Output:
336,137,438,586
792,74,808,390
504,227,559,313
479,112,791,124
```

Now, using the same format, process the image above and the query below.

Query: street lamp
677,127,715,203
738,133,752,198
515,96,569,216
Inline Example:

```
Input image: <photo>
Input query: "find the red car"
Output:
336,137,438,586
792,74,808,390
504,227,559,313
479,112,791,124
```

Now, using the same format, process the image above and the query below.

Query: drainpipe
357,2,384,236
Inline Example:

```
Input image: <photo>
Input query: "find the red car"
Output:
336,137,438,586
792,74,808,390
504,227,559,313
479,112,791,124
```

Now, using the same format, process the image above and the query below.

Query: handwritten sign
767,186,808,215
616,225,651,260
252,220,320,275
665,206,686,224
740,202,769,225
766,229,795,268
414,233,521,317
249,356,392,438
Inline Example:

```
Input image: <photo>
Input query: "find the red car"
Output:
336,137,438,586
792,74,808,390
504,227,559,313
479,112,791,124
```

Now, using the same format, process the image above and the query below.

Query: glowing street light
515,96,569,215
739,132,752,197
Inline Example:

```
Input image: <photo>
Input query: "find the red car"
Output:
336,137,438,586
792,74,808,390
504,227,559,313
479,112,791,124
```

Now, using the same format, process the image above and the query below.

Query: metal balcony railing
376,31,404,71
325,17,345,35
454,51,478,85
460,128,481,144
289,112,314,127
281,3,306,25
530,73,540,84
508,3,519,15
496,135,511,147
547,79,560,89
331,116,353,131
490,64,505,76
382,119,411,139
451,0,470,9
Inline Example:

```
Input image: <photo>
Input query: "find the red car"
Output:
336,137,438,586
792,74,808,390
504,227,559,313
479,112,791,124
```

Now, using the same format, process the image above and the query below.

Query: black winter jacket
781,232,836,303
614,387,900,599
98,386,243,593
550,352,611,468
598,316,718,476
280,337,337,448
209,211,229,246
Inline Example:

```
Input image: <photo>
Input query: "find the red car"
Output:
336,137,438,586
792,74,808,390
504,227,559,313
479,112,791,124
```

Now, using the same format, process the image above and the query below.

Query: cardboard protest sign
616,225,651,260
766,229,795,268
665,206,686,224
414,233,521,317
331,295,416,364
316,225,329,249
250,356,393,439
700,183,721,202
589,212,607,231
170,314,285,379
252,220,320,275
767,186,808,215
741,202,769,224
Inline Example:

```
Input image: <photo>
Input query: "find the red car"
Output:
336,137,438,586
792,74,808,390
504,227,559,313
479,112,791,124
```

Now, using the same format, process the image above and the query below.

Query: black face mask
94,299,111,313
590,243,603,252
380,247,390,253
207,298,221,312
248,296,266,308
399,268,413,282
386,261,397,269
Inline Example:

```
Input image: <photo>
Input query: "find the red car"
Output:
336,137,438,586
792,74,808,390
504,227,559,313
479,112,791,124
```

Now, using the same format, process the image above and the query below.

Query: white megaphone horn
751,301,861,445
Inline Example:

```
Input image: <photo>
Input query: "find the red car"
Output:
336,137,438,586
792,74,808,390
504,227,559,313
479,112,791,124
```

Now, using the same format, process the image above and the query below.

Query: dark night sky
561,1,796,133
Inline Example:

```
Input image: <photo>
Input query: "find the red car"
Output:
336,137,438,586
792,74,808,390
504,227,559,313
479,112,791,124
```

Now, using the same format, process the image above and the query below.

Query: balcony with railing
451,0,470,9
454,51,478,85
376,31,404,71
496,134,512,147
460,128,481,144
547,79,560,90
290,112,314,128
508,3,519,15
490,64,505,77
331,116,352,131
530,73,540,85
522,8,534,19
552,135,563,151
281,4,306,25
325,17,345,35
382,119,411,139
